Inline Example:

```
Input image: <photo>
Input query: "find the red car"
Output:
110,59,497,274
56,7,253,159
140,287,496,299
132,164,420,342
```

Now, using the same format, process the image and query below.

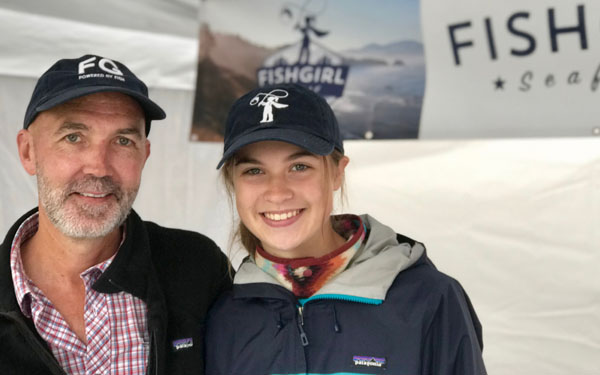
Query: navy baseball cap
24,54,166,134
216,83,344,169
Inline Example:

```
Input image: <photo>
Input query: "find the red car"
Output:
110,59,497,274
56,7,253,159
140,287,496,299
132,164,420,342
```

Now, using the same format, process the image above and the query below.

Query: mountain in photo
191,25,276,141
342,40,424,66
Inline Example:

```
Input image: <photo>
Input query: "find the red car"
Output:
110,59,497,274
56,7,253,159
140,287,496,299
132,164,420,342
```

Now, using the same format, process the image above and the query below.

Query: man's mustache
66,176,122,200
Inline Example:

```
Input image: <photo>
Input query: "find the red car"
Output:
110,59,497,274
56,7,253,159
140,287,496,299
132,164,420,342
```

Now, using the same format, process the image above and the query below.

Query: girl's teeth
265,210,299,221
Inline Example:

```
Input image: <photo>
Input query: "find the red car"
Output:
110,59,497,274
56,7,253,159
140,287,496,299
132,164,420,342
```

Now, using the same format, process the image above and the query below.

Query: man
0,55,231,374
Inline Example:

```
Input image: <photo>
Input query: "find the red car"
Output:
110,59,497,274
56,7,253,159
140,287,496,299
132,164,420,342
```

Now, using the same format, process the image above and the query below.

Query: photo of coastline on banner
190,0,424,141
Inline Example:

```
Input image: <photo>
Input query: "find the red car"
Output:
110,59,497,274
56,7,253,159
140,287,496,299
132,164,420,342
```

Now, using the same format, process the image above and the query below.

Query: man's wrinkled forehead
28,92,146,133
61,92,143,114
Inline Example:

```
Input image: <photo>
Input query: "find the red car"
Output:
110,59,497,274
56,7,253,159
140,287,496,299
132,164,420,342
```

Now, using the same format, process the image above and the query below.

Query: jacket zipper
294,296,381,348
297,306,309,346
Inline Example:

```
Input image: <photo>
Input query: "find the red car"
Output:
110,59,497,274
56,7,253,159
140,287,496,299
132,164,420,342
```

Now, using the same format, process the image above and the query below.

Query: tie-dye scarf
254,215,366,298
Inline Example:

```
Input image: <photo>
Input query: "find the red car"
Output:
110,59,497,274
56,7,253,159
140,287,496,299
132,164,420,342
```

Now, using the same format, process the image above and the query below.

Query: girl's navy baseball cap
23,54,166,134
216,83,344,169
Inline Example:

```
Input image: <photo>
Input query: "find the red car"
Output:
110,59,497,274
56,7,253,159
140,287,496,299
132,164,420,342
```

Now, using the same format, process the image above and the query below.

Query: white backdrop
0,2,599,374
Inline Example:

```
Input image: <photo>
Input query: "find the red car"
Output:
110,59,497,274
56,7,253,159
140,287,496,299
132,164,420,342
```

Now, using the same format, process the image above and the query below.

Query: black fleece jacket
0,208,232,375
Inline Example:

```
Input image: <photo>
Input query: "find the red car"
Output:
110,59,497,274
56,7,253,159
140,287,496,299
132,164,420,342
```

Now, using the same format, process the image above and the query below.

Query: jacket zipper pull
297,306,309,346
332,304,341,333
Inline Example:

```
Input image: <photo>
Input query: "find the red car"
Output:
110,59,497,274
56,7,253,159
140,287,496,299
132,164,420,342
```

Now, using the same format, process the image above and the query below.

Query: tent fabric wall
0,3,198,89
0,3,599,374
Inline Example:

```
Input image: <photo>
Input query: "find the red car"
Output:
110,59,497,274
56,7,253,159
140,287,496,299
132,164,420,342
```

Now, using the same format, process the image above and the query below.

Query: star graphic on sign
493,77,505,90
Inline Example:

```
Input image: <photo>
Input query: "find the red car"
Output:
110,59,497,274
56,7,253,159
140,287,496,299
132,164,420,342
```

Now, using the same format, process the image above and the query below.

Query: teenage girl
206,83,486,375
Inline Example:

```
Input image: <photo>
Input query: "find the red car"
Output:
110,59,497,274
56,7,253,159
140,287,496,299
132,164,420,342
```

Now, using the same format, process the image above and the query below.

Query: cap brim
216,127,334,169
36,85,166,121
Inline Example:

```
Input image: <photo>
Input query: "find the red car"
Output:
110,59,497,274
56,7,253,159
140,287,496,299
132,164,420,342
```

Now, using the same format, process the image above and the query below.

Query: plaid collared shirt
10,212,149,375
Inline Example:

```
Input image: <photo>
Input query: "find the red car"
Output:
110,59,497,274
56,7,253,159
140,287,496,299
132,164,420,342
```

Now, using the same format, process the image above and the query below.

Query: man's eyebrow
54,122,88,135
117,127,144,138
53,123,144,138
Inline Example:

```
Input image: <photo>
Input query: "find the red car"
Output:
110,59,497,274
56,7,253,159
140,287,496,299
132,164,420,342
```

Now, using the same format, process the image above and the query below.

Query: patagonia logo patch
171,337,193,351
352,355,387,368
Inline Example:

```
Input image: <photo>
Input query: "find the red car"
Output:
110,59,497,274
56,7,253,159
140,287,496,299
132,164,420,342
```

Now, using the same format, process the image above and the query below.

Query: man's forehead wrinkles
50,122,145,138
50,92,145,118
54,122,88,133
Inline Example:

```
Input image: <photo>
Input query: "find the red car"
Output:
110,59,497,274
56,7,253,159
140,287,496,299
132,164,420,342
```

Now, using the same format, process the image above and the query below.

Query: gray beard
37,173,138,239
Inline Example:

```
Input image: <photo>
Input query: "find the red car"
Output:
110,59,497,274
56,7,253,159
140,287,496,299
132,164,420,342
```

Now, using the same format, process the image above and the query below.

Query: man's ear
16,129,37,176
144,139,151,163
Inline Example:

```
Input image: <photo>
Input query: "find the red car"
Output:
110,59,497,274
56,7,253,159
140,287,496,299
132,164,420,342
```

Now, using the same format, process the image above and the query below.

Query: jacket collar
0,208,37,313
233,214,426,303
92,209,152,299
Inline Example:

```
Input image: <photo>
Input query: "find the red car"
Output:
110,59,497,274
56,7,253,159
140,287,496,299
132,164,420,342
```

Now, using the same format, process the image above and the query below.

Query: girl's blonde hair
221,149,346,258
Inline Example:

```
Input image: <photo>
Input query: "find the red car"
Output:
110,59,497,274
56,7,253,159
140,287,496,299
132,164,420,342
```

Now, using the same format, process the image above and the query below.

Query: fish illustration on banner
257,3,350,97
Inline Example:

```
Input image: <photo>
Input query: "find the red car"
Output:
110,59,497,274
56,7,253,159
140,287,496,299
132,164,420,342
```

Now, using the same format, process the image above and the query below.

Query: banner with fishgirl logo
190,0,600,141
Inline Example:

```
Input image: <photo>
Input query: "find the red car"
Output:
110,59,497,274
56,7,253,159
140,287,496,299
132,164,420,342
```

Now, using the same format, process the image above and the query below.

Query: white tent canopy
0,0,198,89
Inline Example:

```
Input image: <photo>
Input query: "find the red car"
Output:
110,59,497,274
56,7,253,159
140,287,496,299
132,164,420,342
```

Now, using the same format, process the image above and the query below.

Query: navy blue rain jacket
205,215,486,375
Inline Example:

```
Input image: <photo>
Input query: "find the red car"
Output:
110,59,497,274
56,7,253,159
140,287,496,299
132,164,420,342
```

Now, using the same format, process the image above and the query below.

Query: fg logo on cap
78,56,124,76
249,89,289,123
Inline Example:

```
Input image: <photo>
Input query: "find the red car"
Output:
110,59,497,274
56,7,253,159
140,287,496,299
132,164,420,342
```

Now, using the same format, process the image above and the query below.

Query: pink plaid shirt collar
10,212,116,317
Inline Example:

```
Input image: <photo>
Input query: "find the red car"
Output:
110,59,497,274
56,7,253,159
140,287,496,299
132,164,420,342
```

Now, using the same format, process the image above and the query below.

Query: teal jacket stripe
298,294,383,306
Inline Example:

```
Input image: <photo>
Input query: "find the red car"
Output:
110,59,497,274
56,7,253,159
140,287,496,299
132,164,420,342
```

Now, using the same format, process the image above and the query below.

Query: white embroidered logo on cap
249,89,289,123
77,56,125,82
78,56,123,75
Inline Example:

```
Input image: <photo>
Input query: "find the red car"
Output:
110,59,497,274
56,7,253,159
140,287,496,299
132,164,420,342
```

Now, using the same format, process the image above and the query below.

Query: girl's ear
332,155,349,191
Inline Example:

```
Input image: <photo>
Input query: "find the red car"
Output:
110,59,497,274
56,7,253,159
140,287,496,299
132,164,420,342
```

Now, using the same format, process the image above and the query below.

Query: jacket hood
234,214,425,302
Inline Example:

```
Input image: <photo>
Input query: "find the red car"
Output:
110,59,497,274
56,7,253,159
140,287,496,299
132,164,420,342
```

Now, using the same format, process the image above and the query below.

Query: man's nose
81,143,111,177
